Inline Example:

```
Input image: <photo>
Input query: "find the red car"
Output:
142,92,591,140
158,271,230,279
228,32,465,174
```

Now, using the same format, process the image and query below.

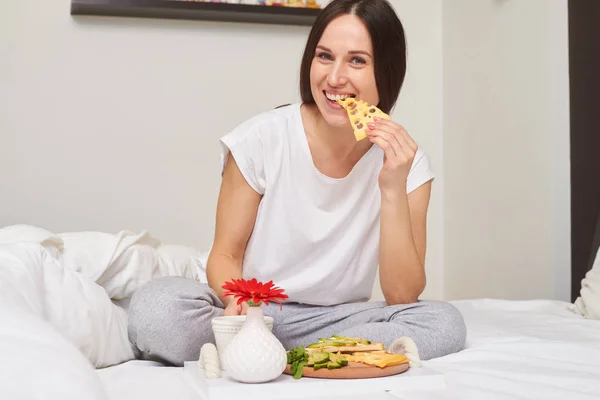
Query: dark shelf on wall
71,0,322,26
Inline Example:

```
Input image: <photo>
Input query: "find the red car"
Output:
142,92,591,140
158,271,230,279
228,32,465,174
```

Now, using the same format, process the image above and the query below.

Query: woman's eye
316,52,333,61
351,56,366,65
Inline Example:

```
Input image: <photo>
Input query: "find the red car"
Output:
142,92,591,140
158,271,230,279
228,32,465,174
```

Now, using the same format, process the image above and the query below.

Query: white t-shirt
219,103,435,306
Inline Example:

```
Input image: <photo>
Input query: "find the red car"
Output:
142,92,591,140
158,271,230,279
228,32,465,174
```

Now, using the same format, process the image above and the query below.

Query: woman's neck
303,103,372,161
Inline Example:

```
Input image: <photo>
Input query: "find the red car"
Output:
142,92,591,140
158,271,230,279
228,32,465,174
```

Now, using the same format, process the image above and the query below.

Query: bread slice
336,98,390,141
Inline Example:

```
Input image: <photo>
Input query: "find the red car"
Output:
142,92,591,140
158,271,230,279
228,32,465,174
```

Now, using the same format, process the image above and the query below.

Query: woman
128,0,466,367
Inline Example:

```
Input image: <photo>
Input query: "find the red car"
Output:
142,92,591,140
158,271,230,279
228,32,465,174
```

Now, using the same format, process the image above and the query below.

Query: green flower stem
247,300,262,307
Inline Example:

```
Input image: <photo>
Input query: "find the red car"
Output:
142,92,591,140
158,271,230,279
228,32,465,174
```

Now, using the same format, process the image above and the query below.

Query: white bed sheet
97,299,600,400
397,299,600,400
97,361,198,400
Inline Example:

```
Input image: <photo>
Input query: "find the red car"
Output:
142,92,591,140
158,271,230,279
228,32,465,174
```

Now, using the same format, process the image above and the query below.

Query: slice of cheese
343,352,409,369
336,98,390,141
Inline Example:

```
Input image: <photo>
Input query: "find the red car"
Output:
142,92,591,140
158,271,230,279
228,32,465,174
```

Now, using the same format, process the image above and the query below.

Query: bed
1,224,599,400
94,299,600,400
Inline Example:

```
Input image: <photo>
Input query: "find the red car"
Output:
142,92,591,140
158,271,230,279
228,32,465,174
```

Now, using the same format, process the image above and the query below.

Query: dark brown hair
299,0,407,114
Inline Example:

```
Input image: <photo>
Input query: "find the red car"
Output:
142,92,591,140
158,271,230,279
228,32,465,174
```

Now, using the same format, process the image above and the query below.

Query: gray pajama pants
127,276,466,367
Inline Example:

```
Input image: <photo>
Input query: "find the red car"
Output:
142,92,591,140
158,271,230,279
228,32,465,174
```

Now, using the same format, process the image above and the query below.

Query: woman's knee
127,276,224,366
439,301,466,350
422,300,467,359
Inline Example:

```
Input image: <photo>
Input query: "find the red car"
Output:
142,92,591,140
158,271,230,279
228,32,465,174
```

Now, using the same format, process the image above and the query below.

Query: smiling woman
127,0,466,368
299,0,406,116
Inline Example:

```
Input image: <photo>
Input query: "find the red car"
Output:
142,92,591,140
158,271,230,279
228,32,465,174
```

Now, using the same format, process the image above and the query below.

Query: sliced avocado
327,341,352,346
328,352,348,366
307,340,348,348
313,361,329,371
312,351,329,364
326,360,342,369
306,351,329,367
332,335,371,345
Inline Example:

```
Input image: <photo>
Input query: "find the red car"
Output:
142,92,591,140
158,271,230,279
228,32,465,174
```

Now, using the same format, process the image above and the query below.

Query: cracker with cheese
336,98,390,141
304,335,409,369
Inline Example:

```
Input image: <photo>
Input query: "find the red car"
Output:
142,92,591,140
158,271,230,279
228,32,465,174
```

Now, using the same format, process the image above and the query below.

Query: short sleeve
219,122,266,195
406,147,435,194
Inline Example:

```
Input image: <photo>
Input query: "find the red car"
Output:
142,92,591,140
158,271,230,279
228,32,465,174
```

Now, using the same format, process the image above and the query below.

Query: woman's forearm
378,190,426,305
206,251,244,307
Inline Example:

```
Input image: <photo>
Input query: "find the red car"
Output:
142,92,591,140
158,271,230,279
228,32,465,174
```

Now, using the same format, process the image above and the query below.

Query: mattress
97,298,600,400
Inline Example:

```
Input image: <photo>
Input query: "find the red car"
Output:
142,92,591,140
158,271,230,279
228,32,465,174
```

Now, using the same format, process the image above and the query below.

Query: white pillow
0,224,63,258
0,242,135,368
0,225,207,368
574,246,600,319
57,230,204,300
0,303,109,400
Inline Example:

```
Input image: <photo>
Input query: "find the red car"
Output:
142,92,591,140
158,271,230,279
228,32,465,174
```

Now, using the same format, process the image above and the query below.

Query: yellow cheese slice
336,98,390,141
342,351,409,369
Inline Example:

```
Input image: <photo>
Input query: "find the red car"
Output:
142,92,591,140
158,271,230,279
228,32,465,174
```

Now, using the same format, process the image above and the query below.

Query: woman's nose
327,62,348,87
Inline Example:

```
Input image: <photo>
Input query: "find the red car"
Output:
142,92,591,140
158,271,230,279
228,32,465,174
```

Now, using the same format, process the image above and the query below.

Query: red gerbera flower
222,278,289,309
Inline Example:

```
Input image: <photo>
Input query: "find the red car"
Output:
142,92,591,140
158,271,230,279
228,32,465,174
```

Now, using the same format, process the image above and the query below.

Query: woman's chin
329,119,350,129
315,105,349,127
323,114,350,128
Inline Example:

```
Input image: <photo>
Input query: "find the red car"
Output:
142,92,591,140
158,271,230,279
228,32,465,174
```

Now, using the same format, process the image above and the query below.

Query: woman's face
310,14,379,129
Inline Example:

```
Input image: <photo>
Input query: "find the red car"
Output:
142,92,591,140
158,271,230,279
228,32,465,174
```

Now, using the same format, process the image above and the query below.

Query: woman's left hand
367,117,418,196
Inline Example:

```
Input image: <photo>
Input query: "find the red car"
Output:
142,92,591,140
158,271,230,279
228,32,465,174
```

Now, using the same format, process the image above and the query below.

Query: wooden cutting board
283,361,409,379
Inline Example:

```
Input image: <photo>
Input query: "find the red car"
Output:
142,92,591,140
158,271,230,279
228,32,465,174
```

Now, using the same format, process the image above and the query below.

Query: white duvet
0,225,207,386
3,225,600,400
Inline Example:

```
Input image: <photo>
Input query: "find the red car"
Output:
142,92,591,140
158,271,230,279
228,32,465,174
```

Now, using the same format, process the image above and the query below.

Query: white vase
222,305,287,383
211,315,274,371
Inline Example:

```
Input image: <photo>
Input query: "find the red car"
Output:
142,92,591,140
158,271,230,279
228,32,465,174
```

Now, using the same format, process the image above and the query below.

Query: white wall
0,0,309,250
0,0,445,299
442,0,571,301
